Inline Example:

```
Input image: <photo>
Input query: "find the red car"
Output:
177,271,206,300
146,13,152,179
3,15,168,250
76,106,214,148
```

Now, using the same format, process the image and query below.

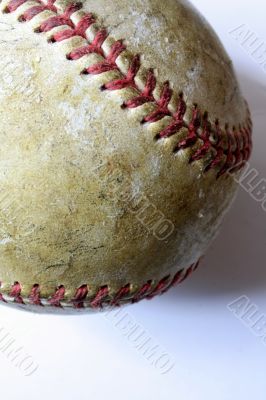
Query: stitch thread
110,284,131,307
48,284,65,308
72,284,88,309
0,262,199,309
90,286,109,309
132,280,153,304
10,282,24,304
2,0,252,177
29,283,43,306
147,275,170,300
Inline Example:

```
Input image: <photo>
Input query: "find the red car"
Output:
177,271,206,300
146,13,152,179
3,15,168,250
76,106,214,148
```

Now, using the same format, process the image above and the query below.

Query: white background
0,1,265,399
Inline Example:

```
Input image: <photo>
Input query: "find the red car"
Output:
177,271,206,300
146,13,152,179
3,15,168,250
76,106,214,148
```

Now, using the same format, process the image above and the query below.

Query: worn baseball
0,0,252,312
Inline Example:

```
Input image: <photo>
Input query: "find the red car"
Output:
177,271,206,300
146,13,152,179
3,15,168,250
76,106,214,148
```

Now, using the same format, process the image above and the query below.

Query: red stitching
29,283,43,306
2,0,252,177
102,54,140,91
122,68,156,109
175,105,201,152
48,285,65,308
10,282,24,304
83,40,126,76
51,13,95,43
142,81,172,123
147,275,171,300
163,269,185,293
38,3,83,39
19,0,56,21
179,264,195,283
132,281,153,304
0,262,199,309
67,29,107,60
90,285,109,309
157,93,187,138
111,284,131,307
72,284,89,309
4,0,35,12
189,112,212,163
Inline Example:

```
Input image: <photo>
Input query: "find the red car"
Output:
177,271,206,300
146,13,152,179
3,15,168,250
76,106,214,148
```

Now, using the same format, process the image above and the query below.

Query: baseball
0,0,252,312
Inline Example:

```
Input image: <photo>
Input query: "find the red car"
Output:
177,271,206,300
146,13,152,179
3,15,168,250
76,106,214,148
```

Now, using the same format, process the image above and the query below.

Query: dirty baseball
0,0,252,312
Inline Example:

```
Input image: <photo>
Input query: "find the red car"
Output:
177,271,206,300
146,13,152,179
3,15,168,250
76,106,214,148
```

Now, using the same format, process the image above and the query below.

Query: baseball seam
1,0,252,177
0,261,199,309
